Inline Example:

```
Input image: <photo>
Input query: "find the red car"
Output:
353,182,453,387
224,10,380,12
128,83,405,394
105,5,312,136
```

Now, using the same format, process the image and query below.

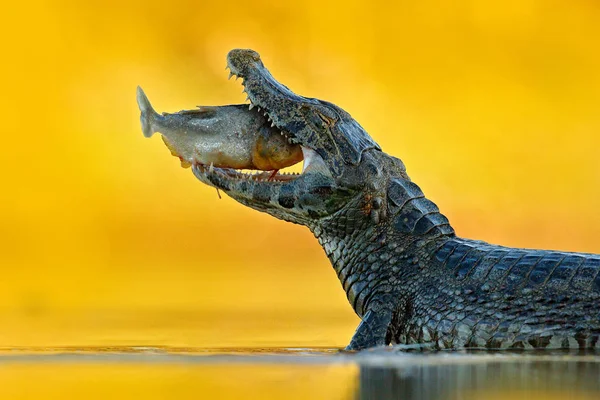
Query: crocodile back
389,238,600,349
433,238,600,295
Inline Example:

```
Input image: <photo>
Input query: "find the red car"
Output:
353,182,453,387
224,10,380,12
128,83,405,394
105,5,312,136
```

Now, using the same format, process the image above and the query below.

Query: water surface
1,347,598,400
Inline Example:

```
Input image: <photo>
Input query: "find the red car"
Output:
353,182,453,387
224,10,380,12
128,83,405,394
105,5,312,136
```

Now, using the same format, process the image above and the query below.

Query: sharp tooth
228,72,234,80
257,107,261,112
249,104,254,110
245,96,250,103
209,162,214,173
271,122,275,127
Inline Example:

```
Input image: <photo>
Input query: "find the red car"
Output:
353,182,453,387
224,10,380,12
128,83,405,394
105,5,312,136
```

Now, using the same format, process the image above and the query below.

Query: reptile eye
316,112,336,127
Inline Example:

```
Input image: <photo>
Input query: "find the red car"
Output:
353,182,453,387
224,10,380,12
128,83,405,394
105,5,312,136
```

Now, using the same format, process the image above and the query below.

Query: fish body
136,86,302,170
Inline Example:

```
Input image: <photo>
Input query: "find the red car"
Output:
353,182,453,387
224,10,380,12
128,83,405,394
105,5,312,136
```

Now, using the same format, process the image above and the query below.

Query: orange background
1,0,599,348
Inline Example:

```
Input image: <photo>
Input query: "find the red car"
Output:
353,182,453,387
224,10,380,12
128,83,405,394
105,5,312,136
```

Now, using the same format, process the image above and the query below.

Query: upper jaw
226,49,379,177
191,57,332,189
186,50,321,190
194,49,333,190
226,49,306,147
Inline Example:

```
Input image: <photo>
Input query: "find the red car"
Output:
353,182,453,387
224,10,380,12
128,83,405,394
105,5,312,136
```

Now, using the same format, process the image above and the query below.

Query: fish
136,86,303,170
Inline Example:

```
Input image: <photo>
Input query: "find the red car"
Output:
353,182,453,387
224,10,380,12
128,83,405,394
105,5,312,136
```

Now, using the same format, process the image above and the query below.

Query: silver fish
136,86,302,170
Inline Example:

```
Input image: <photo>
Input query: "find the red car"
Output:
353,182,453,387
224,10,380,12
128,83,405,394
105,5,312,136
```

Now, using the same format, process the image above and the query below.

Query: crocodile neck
309,170,456,318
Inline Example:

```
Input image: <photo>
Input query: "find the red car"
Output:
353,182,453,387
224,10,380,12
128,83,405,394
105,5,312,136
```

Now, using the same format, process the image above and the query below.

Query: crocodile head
192,49,400,225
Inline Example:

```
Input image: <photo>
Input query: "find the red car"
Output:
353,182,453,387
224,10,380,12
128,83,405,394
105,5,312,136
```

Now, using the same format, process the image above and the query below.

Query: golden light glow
1,0,599,351
0,363,358,400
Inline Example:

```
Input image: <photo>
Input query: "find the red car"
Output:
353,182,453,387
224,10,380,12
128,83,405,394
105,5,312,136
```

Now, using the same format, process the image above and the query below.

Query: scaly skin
162,49,600,350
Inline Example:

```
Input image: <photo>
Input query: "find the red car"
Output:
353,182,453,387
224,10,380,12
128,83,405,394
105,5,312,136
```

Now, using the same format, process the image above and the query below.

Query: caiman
139,49,600,351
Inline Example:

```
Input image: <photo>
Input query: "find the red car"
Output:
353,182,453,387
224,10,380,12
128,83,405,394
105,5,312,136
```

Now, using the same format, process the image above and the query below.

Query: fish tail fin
136,86,158,138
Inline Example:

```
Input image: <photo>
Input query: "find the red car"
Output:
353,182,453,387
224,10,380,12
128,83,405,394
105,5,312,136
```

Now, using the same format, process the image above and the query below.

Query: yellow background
1,0,599,349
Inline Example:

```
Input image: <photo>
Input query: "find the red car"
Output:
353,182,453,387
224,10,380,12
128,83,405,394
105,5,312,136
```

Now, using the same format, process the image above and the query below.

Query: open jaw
191,53,328,191
192,119,325,190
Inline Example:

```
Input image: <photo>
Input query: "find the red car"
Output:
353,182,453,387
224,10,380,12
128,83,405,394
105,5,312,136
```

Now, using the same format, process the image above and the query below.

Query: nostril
228,49,260,63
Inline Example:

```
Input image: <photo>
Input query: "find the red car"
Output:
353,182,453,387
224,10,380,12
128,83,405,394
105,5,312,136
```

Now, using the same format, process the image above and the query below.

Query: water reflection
356,351,600,400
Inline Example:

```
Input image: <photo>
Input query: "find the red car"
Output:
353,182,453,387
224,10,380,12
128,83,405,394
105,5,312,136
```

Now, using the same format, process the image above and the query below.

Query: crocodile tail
136,86,158,138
